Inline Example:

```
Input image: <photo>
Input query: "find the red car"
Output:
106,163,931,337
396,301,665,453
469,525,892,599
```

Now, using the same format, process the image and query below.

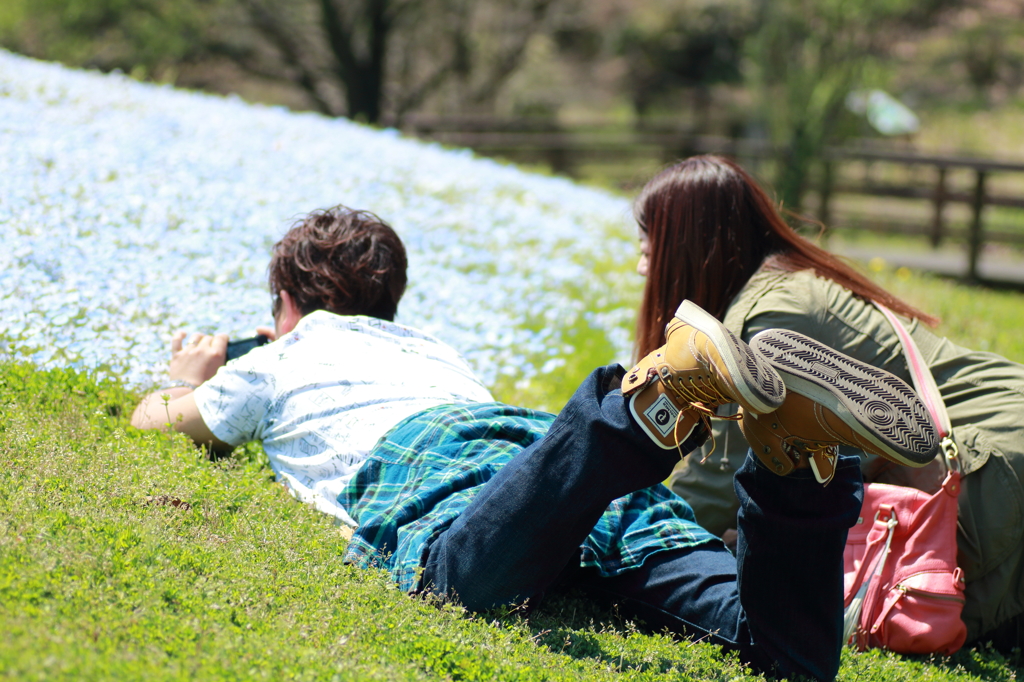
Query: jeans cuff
738,451,863,528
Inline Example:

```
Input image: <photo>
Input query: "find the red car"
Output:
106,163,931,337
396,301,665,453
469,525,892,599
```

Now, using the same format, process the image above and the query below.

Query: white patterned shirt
193,311,494,526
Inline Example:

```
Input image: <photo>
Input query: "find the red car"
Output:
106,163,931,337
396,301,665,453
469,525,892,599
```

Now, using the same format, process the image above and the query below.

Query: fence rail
408,121,1024,283
819,146,1024,281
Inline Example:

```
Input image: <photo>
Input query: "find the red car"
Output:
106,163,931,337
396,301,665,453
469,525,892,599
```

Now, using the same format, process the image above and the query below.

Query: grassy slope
3,266,1024,681
0,363,757,681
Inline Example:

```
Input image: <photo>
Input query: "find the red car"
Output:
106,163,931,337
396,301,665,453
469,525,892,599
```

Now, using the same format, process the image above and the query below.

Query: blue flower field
0,50,642,405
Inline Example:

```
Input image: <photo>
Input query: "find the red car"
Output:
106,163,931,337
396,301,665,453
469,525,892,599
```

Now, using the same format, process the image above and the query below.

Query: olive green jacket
669,267,1024,640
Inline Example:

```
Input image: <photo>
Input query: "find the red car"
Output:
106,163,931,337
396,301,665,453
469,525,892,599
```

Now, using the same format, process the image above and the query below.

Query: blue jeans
421,365,863,681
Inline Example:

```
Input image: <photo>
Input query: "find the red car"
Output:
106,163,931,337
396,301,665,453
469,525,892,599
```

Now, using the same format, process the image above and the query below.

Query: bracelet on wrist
162,379,198,390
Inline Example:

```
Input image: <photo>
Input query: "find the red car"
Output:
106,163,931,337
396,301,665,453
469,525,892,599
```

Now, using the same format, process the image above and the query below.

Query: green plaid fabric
339,402,717,592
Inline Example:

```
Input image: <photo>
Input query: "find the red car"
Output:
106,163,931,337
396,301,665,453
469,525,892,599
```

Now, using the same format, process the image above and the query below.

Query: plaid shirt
339,402,717,592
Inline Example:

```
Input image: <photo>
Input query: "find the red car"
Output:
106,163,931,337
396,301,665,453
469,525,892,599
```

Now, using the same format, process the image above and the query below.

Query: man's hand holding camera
170,331,229,388
129,330,235,452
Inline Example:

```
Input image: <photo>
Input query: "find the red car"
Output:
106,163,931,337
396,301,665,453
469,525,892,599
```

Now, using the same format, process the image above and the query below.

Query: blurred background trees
0,0,220,82
219,0,566,124
3,0,1024,202
612,0,751,125
0,0,567,124
745,0,956,210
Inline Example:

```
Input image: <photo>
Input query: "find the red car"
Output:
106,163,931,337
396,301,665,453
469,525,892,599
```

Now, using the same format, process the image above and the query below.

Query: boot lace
783,440,838,485
664,371,742,461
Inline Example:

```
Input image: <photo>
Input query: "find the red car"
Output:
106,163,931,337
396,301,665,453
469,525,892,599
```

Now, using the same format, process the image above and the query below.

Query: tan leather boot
742,329,940,484
622,300,786,451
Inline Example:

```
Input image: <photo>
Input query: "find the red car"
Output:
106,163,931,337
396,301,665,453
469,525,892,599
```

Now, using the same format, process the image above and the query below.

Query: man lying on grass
131,206,939,682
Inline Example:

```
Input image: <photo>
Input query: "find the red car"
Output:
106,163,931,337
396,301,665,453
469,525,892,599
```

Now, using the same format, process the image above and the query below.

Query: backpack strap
843,509,900,645
873,303,958,466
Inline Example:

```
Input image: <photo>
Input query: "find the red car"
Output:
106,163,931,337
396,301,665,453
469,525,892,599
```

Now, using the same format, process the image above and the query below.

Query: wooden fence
407,120,1024,283
820,147,1024,281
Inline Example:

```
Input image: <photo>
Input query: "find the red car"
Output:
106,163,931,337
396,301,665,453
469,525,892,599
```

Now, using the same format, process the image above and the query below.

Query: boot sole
750,329,939,466
674,301,786,414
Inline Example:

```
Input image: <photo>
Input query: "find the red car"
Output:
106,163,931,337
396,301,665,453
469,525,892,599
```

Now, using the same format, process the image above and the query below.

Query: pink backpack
842,303,967,655
843,471,966,654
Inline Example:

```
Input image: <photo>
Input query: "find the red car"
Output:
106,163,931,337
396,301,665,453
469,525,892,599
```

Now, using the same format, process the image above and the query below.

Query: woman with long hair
634,155,1024,652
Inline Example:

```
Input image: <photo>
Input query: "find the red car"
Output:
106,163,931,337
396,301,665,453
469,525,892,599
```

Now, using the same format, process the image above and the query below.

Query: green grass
916,104,1024,162
872,269,1024,361
0,361,760,681
4,266,1024,681
816,230,1024,360
490,258,643,414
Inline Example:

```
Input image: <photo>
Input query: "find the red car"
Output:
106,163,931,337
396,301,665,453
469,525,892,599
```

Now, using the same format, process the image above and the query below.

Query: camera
225,334,271,361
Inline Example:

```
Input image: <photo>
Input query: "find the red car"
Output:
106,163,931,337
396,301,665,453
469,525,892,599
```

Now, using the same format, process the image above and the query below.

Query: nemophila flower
0,50,640,390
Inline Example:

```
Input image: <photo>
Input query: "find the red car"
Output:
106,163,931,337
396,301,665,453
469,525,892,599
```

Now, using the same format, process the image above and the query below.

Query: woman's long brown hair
635,155,938,358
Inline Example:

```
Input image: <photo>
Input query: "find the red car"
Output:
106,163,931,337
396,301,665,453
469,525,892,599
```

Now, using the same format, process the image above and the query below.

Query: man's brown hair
269,206,408,321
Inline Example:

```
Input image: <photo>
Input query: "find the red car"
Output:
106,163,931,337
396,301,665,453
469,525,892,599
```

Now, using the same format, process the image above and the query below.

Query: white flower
0,50,641,391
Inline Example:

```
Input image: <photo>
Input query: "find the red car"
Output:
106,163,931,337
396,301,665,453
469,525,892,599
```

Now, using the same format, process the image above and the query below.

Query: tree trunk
777,123,814,214
319,0,392,123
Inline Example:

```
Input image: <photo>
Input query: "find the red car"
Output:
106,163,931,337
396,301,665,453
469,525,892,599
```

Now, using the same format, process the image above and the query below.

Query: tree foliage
0,0,565,125
3,0,1017,206
956,17,1024,100
220,0,521,123
747,0,956,211
613,0,754,120
0,0,221,81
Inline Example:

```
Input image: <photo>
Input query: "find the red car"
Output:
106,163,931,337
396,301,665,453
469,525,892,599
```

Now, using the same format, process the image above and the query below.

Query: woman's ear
275,290,303,336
